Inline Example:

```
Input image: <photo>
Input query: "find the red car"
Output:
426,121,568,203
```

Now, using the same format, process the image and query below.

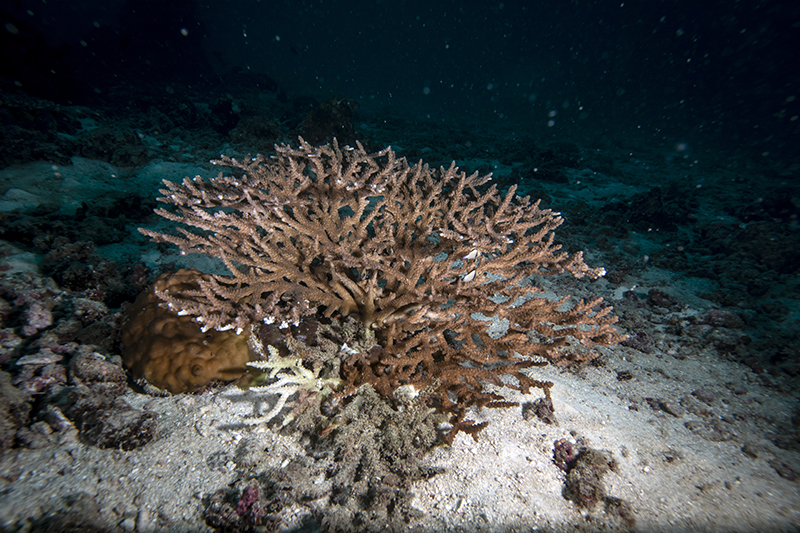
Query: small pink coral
22,302,52,336
236,485,261,516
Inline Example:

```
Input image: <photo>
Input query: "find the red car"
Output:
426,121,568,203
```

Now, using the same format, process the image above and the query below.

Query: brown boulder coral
121,268,252,393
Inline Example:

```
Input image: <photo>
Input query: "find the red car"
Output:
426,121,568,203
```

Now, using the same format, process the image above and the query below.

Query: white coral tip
340,343,359,355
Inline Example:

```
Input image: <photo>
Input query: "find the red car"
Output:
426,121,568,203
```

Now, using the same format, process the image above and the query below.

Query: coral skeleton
243,339,340,427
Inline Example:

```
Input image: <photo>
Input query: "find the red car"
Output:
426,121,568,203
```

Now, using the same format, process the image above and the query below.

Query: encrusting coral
138,138,624,440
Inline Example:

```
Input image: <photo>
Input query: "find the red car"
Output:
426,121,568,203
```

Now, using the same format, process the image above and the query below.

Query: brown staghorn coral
139,138,624,441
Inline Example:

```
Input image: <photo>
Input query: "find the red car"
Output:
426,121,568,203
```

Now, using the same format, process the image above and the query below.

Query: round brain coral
121,268,252,393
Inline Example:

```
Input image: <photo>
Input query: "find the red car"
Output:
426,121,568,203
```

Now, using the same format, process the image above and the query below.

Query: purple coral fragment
236,484,261,516
553,438,577,471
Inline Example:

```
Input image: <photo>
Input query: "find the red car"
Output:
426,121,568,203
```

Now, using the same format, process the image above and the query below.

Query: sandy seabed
1,313,798,532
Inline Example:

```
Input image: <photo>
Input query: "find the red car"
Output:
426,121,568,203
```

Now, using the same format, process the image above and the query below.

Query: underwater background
1,1,799,532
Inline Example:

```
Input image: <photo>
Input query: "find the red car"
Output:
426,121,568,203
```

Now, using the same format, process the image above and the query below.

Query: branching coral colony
140,138,624,443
